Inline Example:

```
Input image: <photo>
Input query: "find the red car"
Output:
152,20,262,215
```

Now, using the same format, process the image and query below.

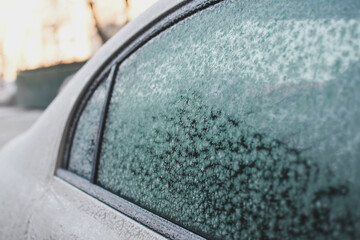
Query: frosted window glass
68,76,109,179
98,0,360,239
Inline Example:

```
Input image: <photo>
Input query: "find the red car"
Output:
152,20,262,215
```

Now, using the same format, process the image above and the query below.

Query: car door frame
57,0,225,239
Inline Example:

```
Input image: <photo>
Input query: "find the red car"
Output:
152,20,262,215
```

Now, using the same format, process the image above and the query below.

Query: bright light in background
0,0,157,82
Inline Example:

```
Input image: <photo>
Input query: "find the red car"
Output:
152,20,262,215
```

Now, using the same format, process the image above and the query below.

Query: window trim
90,65,118,183
59,0,225,239
57,169,204,240
62,69,110,170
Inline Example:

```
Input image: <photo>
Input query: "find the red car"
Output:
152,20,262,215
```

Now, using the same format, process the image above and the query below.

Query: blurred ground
0,107,42,149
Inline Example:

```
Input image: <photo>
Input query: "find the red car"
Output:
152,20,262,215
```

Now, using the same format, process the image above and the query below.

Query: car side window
67,75,110,180
64,0,360,239
96,0,360,239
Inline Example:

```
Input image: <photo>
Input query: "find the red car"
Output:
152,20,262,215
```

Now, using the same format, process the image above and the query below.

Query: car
0,0,360,239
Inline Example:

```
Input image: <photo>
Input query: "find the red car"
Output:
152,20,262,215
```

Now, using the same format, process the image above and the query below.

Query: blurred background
0,0,158,148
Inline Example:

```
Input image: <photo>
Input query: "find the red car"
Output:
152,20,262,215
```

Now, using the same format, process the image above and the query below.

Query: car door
1,0,359,239
59,0,360,239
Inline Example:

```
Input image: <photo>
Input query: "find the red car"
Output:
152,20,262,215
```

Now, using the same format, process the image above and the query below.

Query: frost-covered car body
1,0,360,239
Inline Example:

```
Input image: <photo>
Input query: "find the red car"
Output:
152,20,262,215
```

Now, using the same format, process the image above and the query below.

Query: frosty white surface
98,0,360,239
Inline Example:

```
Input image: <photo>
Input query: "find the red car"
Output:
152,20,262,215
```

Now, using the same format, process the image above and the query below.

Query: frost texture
98,0,360,239
69,76,109,179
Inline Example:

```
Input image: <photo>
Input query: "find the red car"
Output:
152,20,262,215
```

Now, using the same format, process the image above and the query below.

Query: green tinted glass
68,76,109,179
98,0,360,239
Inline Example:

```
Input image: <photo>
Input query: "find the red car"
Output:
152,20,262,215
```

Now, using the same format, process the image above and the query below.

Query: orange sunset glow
0,0,157,81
